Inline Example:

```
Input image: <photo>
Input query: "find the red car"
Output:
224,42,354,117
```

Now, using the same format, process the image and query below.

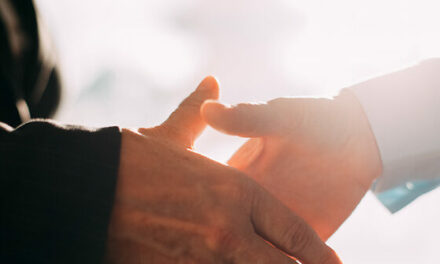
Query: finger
0,122,13,131
227,138,264,170
232,235,300,264
201,100,279,137
250,185,342,264
142,76,219,148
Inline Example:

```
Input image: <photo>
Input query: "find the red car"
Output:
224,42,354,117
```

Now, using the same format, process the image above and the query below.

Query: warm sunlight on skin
202,90,383,240
36,0,440,262
108,77,341,264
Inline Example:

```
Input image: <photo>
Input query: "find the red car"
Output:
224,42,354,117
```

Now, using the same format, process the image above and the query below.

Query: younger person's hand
202,90,382,240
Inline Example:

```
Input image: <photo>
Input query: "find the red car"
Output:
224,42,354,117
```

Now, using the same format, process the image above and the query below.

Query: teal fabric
375,179,440,213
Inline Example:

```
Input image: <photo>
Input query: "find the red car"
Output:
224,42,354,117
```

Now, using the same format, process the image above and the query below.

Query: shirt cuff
348,59,440,212
373,179,440,213
0,120,121,263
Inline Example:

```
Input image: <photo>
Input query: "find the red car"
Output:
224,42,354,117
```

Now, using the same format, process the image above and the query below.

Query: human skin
105,77,341,264
201,89,383,241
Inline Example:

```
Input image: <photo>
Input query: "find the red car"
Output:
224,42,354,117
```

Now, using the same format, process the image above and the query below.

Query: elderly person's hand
106,77,341,264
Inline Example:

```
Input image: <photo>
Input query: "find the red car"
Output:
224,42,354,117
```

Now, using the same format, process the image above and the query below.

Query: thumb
159,76,219,148
201,100,280,137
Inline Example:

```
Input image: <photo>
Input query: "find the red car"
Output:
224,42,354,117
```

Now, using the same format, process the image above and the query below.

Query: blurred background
35,0,440,263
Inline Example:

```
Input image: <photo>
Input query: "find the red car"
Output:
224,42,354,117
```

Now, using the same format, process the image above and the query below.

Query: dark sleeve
0,120,121,264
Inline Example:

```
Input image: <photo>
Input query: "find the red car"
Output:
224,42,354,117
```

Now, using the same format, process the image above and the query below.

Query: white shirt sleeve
349,59,440,212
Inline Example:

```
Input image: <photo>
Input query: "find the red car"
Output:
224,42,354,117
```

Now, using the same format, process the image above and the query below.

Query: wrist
336,89,383,188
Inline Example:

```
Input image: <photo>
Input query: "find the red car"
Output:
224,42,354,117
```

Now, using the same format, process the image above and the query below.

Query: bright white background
36,0,440,263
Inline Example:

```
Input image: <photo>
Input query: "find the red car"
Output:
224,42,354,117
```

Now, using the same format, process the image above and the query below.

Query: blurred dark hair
0,0,61,127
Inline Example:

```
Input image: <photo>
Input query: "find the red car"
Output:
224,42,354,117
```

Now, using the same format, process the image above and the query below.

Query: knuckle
208,227,241,253
180,93,204,109
233,103,254,118
282,221,313,254
234,103,251,112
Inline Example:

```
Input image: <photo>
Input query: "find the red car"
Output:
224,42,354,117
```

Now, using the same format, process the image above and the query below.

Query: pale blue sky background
36,0,440,262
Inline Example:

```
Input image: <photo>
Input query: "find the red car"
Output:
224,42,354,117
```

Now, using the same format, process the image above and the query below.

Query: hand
105,77,341,264
201,89,383,240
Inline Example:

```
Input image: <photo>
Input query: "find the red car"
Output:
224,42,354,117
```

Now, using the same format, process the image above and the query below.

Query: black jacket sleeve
0,120,121,264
